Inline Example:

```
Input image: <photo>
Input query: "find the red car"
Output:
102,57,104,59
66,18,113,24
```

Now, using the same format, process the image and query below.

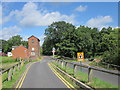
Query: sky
0,2,119,46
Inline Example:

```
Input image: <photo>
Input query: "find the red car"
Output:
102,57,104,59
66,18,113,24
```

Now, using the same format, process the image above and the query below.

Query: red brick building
12,35,40,60
28,35,40,60
12,45,29,59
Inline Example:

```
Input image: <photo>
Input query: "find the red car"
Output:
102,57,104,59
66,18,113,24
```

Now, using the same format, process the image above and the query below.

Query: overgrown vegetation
43,21,119,66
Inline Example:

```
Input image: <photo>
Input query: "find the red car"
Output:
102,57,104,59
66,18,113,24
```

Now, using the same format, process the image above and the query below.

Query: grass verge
2,56,43,88
50,63,80,88
1,56,19,70
51,62,118,88
2,63,27,88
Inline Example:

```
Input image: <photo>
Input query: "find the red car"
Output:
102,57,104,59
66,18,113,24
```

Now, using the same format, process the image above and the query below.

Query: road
21,56,67,88
20,56,119,88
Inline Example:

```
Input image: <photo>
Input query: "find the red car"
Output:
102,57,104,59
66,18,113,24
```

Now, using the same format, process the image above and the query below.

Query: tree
21,41,28,48
42,21,119,66
43,21,76,57
1,35,28,53
101,28,119,65
0,40,9,53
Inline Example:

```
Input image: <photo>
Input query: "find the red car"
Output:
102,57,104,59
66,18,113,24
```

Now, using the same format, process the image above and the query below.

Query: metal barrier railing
51,57,120,83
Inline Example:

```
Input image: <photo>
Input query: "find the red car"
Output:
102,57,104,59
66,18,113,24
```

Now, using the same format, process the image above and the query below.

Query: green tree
43,21,76,57
42,21,119,66
1,35,28,53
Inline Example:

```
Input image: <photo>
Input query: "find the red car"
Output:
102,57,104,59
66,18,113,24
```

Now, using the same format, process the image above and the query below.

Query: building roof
12,46,18,49
28,35,40,41
12,45,27,50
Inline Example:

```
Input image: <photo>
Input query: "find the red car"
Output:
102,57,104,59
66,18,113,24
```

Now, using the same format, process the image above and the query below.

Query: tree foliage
42,21,119,65
1,35,28,53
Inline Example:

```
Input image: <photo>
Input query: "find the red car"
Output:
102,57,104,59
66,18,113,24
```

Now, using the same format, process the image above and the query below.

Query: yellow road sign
77,52,84,62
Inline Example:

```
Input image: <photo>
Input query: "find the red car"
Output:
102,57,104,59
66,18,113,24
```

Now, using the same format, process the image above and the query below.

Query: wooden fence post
88,67,93,83
55,59,57,63
13,66,16,75
58,60,60,66
8,68,12,81
107,64,110,69
17,64,20,70
65,62,67,72
61,61,64,68
21,60,24,67
73,64,77,76
60,61,62,67
20,62,23,68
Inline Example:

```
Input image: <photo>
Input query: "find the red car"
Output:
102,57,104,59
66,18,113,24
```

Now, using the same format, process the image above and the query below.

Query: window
32,39,34,43
24,50,26,53
32,48,35,51
31,52,35,56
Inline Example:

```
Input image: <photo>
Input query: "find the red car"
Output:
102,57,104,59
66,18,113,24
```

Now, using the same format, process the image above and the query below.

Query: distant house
12,45,29,59
12,35,40,60
7,52,12,57
12,46,19,50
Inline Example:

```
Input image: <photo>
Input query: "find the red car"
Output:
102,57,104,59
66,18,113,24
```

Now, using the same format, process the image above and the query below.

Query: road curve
21,56,67,88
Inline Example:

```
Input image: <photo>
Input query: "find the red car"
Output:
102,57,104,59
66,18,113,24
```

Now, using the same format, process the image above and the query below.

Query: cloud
39,34,46,46
0,26,21,40
86,16,113,29
75,5,87,12
3,2,77,27
22,35,29,41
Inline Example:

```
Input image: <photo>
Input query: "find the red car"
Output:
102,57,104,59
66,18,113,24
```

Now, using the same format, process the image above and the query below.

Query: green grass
52,62,118,88
51,62,80,88
1,56,19,70
2,63,26,88
2,56,43,88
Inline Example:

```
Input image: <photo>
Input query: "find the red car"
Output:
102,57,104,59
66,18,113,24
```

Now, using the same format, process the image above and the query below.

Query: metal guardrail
51,63,93,90
101,62,120,69
51,57,120,83
62,56,120,70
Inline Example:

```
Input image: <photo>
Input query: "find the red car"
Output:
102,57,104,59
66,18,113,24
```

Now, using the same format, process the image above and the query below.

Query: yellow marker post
77,52,84,72
77,52,84,62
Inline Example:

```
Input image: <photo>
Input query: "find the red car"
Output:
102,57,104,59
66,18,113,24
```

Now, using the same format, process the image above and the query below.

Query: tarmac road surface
21,56,67,88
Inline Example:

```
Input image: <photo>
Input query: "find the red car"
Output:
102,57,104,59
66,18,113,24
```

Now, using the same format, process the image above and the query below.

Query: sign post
77,52,84,72
52,47,55,57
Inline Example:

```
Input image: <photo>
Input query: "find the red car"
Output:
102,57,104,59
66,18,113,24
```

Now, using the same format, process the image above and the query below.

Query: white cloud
0,26,21,40
3,2,76,27
22,35,29,41
75,5,87,12
86,16,113,29
39,34,46,46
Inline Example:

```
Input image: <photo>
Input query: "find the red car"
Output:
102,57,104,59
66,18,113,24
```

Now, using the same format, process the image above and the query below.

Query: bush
101,50,119,65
